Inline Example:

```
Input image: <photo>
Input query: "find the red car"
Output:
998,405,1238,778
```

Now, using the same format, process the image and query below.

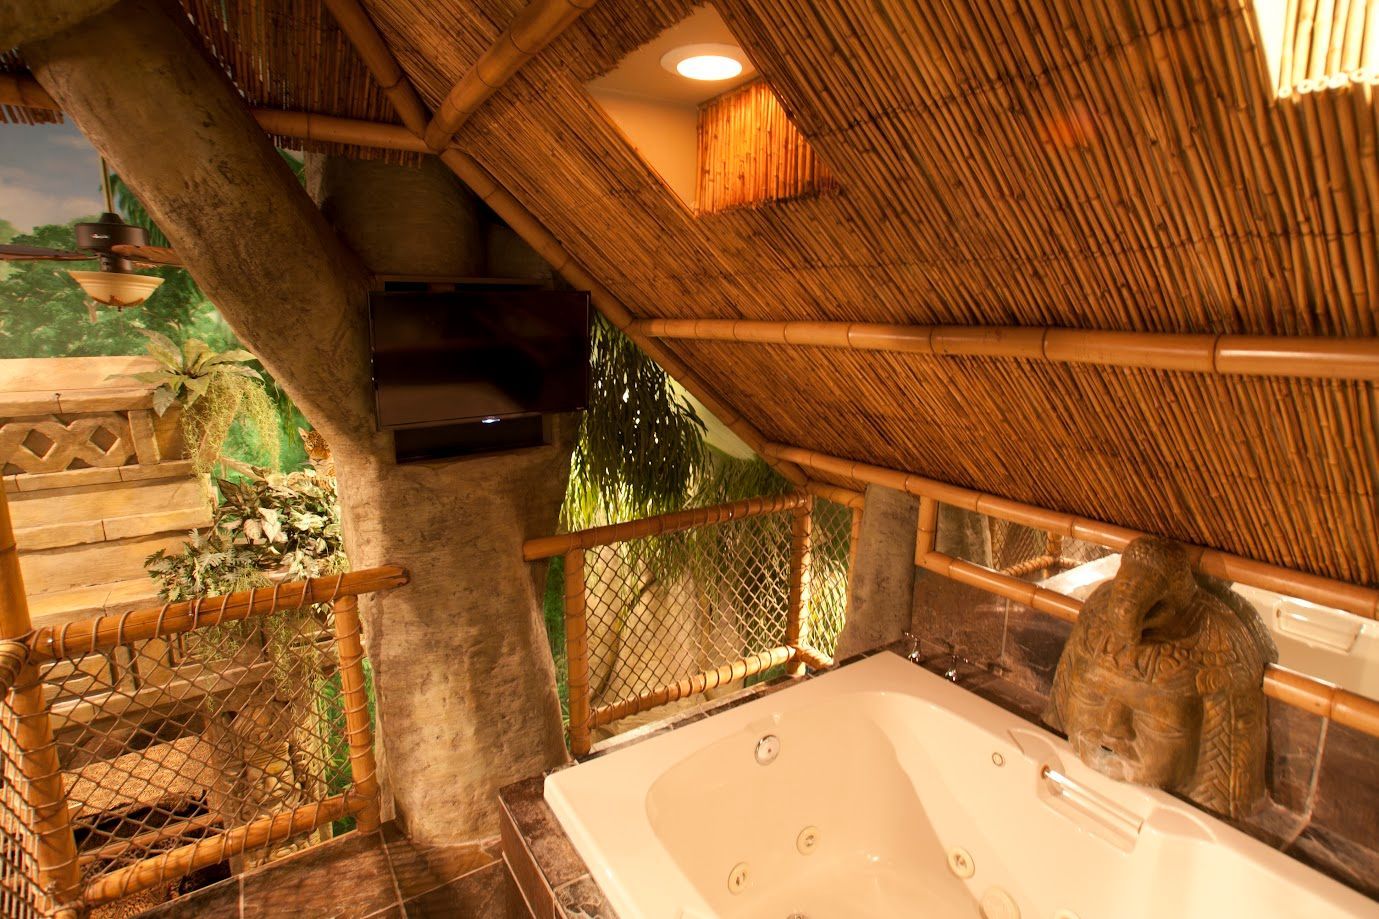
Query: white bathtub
544,652,1375,918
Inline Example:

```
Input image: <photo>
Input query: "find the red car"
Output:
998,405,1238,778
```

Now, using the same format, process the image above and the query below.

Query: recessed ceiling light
660,43,751,82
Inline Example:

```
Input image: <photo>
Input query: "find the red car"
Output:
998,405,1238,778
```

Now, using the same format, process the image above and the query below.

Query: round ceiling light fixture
660,43,751,81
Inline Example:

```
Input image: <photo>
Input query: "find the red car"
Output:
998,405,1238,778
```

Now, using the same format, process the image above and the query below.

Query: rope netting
556,495,856,743
0,596,371,916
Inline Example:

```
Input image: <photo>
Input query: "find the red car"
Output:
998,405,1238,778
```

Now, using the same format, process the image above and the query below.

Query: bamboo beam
329,596,381,832
424,0,599,151
251,109,426,153
81,793,367,905
632,319,1379,382
564,548,592,757
27,565,410,661
915,496,938,562
523,492,808,560
765,443,1379,620
785,498,813,676
804,481,865,509
912,545,1379,739
317,0,429,135
0,488,81,911
589,646,792,729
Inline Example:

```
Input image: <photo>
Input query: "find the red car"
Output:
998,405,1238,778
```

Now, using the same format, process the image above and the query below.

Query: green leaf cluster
124,329,280,474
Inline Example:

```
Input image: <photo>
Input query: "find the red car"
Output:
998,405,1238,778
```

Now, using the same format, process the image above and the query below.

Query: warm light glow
660,43,751,83
675,54,743,81
67,270,164,308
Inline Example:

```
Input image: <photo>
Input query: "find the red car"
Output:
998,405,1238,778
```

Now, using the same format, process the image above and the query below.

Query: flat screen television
368,289,591,430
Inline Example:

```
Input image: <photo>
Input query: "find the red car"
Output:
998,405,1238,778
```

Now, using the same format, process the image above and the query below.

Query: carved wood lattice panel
0,414,136,475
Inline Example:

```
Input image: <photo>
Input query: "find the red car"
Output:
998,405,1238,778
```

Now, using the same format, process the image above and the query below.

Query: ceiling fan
0,159,184,308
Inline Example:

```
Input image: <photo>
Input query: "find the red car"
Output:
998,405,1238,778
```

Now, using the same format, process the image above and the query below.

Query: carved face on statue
1045,537,1277,817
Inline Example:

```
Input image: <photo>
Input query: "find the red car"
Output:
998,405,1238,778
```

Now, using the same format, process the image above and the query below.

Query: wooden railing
525,493,848,756
0,484,408,917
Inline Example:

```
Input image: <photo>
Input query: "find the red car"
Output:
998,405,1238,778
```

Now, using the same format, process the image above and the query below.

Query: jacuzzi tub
544,651,1374,918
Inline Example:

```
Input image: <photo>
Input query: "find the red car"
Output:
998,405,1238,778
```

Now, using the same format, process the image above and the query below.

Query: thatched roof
8,1,1378,585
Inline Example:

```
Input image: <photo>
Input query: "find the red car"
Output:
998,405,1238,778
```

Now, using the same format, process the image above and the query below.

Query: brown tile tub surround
910,583,1379,900
137,820,524,918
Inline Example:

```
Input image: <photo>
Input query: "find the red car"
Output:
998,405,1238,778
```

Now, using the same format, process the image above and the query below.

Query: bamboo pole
0,489,81,911
765,443,1379,620
789,644,834,671
785,498,813,676
317,0,429,135
251,109,427,153
423,0,599,150
848,505,864,576
564,549,592,757
81,794,367,905
0,639,26,694
630,319,1379,382
329,596,380,832
77,813,223,867
588,646,792,729
523,493,808,560
27,566,410,661
804,481,865,509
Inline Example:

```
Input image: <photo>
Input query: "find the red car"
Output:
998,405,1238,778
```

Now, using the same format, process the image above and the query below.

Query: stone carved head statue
1044,537,1277,817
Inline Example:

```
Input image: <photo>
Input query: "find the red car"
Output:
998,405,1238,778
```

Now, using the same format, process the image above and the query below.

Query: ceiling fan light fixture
67,269,164,309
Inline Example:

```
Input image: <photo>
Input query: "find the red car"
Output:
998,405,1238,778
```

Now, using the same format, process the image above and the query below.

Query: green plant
127,329,280,474
563,316,709,528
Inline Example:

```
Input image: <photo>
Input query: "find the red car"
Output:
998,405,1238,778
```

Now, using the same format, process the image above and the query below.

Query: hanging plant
124,329,280,474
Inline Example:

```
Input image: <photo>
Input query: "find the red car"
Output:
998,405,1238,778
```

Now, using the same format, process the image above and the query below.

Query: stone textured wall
909,576,1379,901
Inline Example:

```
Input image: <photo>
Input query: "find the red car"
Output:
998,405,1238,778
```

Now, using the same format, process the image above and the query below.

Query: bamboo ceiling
9,0,1379,586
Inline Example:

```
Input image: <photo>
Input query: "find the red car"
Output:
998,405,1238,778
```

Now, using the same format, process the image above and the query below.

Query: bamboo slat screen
0,587,381,916
695,80,838,213
175,0,420,164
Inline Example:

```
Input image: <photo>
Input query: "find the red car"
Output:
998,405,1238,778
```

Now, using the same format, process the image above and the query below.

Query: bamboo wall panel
696,80,838,213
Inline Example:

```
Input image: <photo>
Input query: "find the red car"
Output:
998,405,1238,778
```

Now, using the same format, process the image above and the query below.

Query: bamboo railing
765,443,1379,619
526,492,843,756
775,446,1379,741
0,484,406,914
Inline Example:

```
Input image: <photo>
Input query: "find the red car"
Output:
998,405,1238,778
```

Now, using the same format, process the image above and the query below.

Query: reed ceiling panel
52,0,1377,586
174,0,420,162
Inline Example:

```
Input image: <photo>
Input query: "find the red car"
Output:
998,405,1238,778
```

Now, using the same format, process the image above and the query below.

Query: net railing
527,491,859,756
0,567,404,917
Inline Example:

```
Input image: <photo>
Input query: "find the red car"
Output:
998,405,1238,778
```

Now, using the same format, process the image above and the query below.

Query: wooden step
10,475,209,528
28,576,165,628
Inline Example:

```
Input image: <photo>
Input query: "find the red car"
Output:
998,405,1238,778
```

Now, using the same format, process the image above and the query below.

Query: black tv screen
368,289,591,429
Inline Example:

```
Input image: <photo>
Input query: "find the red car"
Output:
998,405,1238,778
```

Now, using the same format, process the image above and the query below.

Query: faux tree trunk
24,0,572,841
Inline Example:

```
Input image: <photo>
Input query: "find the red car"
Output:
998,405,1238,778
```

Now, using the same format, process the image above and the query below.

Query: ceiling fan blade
110,244,183,267
0,243,91,262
